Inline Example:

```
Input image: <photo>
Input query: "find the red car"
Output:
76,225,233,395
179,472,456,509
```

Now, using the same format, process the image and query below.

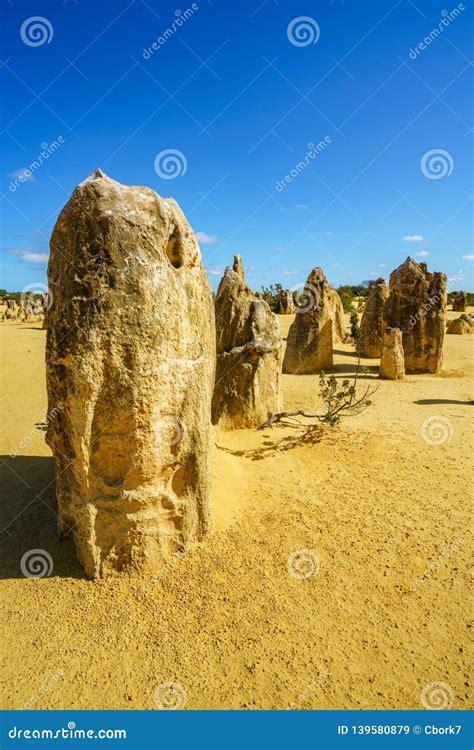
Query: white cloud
377,263,387,268
208,266,223,276
1,247,49,265
21,252,49,264
417,250,429,257
282,269,299,276
195,232,218,245
321,231,333,237
9,168,36,183
462,254,474,260
402,234,424,242
292,203,309,210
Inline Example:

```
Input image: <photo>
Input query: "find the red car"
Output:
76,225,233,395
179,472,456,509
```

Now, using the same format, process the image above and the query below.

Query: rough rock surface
278,291,295,315
383,257,447,374
359,278,389,357
379,328,405,380
3,300,18,321
333,291,347,343
232,254,244,279
46,169,216,578
282,267,344,373
42,294,48,329
212,256,281,429
446,313,474,335
452,291,467,312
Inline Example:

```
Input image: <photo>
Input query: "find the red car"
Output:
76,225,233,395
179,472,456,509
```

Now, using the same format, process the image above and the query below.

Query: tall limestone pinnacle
383,257,447,374
212,255,282,428
46,170,216,577
360,277,389,358
232,253,244,279
282,267,346,374
379,327,405,380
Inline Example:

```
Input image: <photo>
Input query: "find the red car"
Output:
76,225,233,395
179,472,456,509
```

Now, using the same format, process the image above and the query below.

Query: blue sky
1,0,473,293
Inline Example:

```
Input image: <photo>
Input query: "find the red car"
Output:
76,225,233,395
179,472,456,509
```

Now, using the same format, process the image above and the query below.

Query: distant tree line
260,280,378,314
260,283,284,312
0,290,42,304
257,283,473,314
447,291,473,306
2,286,472,312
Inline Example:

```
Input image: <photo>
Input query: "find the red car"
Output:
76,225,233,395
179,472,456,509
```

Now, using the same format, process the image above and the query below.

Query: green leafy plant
260,283,285,312
336,286,354,312
350,312,363,355
258,359,377,429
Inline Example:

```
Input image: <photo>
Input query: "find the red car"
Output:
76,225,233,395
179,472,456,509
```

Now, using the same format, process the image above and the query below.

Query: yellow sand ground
0,310,472,710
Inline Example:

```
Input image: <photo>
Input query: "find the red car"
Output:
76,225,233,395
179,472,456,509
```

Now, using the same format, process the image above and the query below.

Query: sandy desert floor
0,309,472,710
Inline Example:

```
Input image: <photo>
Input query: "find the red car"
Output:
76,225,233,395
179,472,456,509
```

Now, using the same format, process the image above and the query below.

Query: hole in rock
171,466,187,497
165,228,184,269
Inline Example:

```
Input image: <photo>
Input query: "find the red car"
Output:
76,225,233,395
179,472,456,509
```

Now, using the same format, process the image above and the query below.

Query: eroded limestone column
383,257,446,374
211,256,281,429
282,267,342,374
379,328,405,380
360,278,389,357
46,169,216,577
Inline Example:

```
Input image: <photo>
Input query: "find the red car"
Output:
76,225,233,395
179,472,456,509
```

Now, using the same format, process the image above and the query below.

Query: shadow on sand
330,362,379,381
0,455,84,580
414,398,474,406
332,348,359,357
282,364,379,380
217,423,324,461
